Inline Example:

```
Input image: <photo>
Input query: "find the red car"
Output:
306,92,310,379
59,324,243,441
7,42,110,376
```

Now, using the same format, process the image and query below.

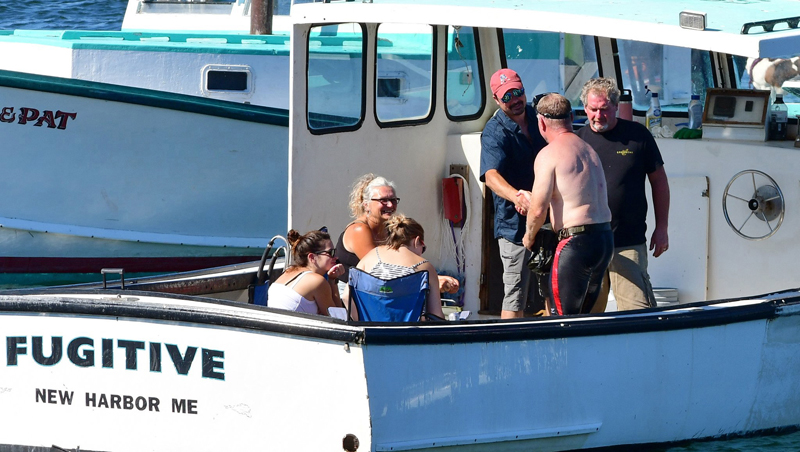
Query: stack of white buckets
606,287,679,311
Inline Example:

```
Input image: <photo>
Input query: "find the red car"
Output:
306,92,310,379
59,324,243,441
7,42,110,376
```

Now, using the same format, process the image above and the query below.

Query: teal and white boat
0,0,296,278
4,0,800,449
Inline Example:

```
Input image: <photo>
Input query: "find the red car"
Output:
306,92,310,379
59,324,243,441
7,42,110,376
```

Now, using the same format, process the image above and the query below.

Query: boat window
205,69,250,92
733,54,800,116
375,23,434,125
502,30,597,109
618,41,714,114
307,23,365,133
445,26,484,120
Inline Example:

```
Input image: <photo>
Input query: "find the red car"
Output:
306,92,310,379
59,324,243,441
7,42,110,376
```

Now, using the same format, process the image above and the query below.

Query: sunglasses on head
533,92,572,119
500,88,525,103
532,92,555,106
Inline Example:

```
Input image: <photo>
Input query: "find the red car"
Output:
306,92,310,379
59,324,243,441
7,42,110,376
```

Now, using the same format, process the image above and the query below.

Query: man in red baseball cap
490,69,524,107
480,68,548,318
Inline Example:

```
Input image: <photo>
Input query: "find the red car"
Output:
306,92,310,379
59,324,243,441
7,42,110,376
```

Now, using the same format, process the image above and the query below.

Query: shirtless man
522,93,613,315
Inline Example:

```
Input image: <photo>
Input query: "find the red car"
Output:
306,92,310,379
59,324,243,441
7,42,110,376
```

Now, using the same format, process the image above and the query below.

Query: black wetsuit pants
549,226,614,315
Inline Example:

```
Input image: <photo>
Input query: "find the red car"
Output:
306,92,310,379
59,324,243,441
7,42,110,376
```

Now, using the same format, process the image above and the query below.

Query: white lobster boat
0,0,295,278
3,0,800,450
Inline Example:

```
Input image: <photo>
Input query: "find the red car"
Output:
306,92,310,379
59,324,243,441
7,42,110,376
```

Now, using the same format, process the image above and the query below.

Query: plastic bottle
688,94,703,129
769,94,788,140
618,89,633,121
646,92,662,131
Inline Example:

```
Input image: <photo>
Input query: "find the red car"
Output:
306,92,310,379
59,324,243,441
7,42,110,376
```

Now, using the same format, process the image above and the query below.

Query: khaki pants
591,243,656,313
498,238,536,312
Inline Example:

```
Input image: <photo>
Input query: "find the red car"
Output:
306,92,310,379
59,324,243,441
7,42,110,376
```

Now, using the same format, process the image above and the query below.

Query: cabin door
480,191,547,315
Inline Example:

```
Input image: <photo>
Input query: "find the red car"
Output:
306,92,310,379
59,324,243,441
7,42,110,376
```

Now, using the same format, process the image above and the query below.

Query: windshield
617,40,714,115
733,55,800,116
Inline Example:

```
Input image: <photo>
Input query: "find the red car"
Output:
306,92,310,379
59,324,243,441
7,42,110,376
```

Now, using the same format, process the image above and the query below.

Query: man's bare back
534,133,611,230
522,93,614,316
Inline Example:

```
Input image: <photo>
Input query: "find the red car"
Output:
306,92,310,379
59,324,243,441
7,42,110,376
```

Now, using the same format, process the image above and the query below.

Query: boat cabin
288,0,800,314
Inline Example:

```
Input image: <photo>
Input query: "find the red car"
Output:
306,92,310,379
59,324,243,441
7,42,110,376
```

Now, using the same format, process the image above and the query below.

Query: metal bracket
101,268,125,289
741,16,800,34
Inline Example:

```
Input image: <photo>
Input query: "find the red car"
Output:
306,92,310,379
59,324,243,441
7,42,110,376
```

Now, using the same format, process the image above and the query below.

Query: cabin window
732,54,800,116
201,65,254,102
206,70,249,92
307,23,365,132
617,41,714,114
446,26,484,119
502,30,597,110
375,23,434,124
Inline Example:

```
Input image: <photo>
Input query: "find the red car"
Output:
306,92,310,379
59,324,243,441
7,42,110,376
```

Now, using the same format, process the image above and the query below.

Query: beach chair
347,268,430,322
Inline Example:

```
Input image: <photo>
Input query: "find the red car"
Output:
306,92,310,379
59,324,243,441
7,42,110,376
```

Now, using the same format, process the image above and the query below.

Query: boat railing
256,235,291,287
4,29,291,44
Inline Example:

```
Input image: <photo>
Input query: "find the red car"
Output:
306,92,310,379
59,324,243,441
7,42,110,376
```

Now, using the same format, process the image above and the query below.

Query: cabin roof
292,0,800,58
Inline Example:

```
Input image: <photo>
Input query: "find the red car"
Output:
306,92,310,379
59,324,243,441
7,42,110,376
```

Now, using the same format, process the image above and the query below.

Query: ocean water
0,0,128,30
2,1,800,451
0,0,299,30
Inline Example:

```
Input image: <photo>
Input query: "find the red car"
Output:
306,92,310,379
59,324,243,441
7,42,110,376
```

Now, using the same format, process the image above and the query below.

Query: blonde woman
335,173,460,294
356,215,444,319
334,173,399,283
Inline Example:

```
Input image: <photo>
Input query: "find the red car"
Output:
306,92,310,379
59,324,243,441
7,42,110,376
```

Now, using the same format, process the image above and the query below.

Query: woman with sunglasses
268,229,344,316
356,215,444,319
335,173,461,295
335,173,400,284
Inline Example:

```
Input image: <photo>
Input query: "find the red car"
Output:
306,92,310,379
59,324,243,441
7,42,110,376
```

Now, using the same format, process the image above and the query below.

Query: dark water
0,0,128,30
2,1,800,451
0,0,300,30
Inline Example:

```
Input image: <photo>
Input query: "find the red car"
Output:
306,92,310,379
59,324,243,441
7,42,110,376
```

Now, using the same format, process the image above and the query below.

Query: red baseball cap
490,68,523,99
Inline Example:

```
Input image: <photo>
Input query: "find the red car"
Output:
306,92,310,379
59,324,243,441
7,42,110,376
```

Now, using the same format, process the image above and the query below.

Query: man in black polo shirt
575,77,671,311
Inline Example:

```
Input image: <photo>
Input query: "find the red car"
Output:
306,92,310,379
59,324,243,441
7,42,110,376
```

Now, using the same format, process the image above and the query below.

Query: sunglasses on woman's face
315,248,336,257
371,197,400,206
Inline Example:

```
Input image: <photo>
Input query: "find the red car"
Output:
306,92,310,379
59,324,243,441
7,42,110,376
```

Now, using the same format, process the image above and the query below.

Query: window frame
444,25,486,122
373,23,438,128
306,22,368,135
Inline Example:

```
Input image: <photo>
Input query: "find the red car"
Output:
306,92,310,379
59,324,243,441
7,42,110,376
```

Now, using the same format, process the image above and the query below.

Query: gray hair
580,77,620,106
348,173,397,218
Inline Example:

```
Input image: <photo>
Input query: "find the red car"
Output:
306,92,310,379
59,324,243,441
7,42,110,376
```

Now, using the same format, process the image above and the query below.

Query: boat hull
0,70,288,274
0,290,798,451
0,293,372,450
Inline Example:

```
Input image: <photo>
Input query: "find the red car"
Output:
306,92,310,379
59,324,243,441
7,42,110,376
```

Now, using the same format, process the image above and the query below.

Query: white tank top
267,271,318,314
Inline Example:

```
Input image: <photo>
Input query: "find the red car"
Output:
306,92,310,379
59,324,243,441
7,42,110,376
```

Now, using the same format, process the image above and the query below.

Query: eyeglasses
314,248,336,257
500,88,525,103
533,92,572,119
371,197,400,205
420,240,426,254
